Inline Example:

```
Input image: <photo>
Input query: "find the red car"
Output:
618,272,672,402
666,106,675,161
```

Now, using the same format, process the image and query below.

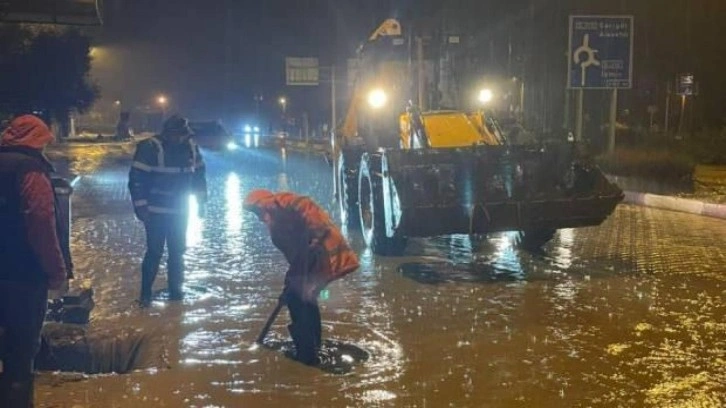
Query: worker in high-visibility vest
128,115,207,306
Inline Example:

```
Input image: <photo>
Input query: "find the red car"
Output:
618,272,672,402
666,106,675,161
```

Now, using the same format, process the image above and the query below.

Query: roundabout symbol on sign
573,34,600,87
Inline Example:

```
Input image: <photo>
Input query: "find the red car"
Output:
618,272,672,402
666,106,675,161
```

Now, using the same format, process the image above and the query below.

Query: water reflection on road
38,145,725,407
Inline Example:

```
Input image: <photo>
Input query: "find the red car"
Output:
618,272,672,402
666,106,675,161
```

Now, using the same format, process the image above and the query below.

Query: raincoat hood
243,189,276,213
1,115,54,149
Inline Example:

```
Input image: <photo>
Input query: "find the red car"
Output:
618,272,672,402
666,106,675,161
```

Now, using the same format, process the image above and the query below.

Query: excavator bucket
375,143,623,238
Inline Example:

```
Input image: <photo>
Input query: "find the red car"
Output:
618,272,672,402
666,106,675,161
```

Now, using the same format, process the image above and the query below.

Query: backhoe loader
334,19,623,256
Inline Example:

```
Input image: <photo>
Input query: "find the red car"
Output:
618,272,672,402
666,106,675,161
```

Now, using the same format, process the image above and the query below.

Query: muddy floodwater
37,145,725,407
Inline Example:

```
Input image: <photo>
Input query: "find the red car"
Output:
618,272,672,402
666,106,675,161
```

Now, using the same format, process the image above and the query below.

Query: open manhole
36,323,166,374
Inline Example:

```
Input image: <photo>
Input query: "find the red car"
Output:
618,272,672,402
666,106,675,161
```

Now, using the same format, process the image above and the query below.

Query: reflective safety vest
257,192,360,283
128,136,207,215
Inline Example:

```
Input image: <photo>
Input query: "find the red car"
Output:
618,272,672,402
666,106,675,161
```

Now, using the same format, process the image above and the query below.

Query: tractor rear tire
337,148,362,229
358,153,407,256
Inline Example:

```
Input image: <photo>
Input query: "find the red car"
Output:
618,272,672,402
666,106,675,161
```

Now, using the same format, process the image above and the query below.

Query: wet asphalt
37,143,726,407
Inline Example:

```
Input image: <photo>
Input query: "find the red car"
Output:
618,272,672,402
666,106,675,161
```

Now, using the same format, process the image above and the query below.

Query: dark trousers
284,289,322,365
0,281,48,408
141,213,188,302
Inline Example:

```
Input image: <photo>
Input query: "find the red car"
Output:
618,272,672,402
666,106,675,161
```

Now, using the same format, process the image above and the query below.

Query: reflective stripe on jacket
128,136,207,214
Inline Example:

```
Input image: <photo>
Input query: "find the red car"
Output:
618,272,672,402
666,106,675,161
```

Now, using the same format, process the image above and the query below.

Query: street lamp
157,95,168,120
278,97,287,114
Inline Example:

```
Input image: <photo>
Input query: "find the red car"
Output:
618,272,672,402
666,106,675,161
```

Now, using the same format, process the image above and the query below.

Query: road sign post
568,15,634,150
676,73,697,136
284,57,340,195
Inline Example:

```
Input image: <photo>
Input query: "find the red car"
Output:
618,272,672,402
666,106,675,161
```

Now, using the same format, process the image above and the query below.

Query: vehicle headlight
478,88,494,104
226,141,238,150
367,89,388,109
244,125,252,133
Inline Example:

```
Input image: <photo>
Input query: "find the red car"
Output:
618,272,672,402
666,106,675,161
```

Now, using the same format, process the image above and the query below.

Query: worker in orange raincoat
244,189,359,365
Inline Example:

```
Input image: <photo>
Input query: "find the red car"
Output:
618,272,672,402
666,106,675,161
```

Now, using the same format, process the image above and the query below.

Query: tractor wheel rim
360,174,374,244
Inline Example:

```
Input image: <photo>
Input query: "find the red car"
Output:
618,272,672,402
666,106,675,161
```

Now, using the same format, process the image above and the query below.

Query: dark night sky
87,0,726,129
91,0,411,123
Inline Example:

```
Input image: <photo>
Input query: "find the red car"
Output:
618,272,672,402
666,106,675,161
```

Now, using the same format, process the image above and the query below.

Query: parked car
189,121,234,151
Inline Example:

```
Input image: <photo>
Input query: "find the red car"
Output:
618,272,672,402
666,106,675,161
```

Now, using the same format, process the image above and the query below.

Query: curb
623,191,726,220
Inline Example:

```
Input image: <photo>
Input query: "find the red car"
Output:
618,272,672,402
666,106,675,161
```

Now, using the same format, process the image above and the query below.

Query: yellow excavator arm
338,19,403,144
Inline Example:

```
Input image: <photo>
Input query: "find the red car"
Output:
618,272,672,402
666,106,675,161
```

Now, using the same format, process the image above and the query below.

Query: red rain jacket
0,115,67,289
244,190,359,297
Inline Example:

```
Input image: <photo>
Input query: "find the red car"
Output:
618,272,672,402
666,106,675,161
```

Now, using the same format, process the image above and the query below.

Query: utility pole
330,64,338,201
575,89,584,142
563,51,571,130
519,79,525,122
677,94,687,136
302,112,309,145
608,89,618,153
331,65,337,142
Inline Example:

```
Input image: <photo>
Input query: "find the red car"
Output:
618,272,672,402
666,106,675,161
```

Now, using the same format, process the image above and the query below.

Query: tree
0,26,99,137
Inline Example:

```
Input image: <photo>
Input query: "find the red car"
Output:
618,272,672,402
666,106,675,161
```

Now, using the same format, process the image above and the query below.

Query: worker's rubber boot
5,379,34,408
288,324,318,366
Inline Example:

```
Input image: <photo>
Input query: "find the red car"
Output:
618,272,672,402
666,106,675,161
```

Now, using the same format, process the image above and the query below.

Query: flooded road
38,144,725,407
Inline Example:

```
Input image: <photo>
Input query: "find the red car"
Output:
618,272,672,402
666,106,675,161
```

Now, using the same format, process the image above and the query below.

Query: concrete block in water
46,287,95,325
62,287,94,306
61,305,93,325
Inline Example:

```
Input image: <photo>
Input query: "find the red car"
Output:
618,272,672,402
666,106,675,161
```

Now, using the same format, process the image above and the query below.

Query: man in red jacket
0,114,69,407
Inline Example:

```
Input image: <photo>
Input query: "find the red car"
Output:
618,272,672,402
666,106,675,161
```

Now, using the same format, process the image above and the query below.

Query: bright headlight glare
478,88,494,104
367,89,388,109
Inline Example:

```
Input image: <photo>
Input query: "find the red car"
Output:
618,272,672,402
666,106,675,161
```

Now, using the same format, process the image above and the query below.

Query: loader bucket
376,143,623,238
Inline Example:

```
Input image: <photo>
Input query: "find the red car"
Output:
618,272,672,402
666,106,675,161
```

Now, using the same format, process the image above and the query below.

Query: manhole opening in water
35,323,164,374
